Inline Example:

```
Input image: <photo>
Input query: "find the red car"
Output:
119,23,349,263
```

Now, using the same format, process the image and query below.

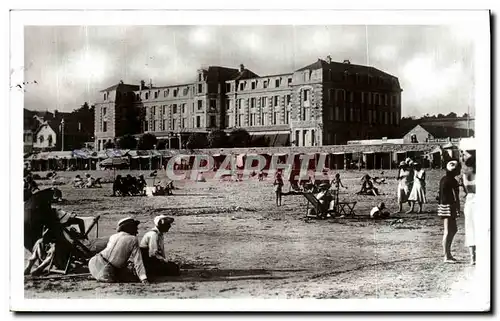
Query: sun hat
154,215,174,227
399,161,406,167
446,160,459,172
405,158,412,164
117,217,140,229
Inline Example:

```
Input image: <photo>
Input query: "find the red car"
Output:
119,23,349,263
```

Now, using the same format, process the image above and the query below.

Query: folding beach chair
50,215,101,275
303,193,335,219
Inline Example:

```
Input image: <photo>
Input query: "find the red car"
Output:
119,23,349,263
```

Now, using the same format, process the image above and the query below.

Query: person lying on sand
139,215,180,278
88,217,149,284
370,202,390,219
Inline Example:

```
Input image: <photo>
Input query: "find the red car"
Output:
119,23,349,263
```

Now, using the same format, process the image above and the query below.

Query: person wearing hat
370,202,390,219
396,161,411,212
438,160,462,263
273,171,284,207
88,217,148,283
140,215,180,277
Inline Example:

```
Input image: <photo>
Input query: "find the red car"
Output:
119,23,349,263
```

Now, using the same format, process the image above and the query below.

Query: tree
437,113,446,118
118,134,137,149
104,141,115,149
137,133,157,150
446,112,457,118
186,133,208,149
462,113,469,118
207,129,228,148
228,129,250,147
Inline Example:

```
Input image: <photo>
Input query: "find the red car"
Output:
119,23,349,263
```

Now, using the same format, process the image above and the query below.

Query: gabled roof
420,124,474,139
100,83,140,92
232,68,260,81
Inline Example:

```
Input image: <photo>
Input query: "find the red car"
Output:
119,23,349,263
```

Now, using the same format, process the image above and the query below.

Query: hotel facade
94,56,402,151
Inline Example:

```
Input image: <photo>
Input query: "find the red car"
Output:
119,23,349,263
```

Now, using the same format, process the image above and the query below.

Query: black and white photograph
9,8,491,312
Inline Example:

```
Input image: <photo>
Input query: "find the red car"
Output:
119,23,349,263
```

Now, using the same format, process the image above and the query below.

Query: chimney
239,64,245,72
343,59,351,64
325,55,332,63
140,80,145,90
149,78,153,88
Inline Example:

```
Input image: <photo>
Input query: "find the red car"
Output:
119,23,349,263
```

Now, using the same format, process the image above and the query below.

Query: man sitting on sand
357,174,380,196
88,217,149,283
370,202,391,219
139,215,180,277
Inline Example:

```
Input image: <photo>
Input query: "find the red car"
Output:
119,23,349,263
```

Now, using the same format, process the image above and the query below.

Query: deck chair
303,193,335,219
50,215,101,275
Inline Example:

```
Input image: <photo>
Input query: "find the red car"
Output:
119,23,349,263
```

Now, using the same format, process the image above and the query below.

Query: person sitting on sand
73,175,84,188
84,174,95,188
357,174,379,196
88,217,149,283
370,202,390,219
24,229,57,276
139,215,180,278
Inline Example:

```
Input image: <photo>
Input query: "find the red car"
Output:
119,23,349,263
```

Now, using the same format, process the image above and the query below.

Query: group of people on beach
112,174,148,196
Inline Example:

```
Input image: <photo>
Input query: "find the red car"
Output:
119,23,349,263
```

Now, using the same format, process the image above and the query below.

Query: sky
23,25,475,117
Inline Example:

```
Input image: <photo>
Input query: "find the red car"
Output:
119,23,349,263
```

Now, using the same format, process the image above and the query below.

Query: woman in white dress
408,162,427,213
396,161,411,213
463,155,476,265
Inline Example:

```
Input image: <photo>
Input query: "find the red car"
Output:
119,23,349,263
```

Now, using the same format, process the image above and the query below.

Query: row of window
104,85,204,102
323,70,397,87
36,134,53,146
327,89,400,106
144,115,217,131
227,77,293,92
230,110,291,128
145,99,218,117
294,129,316,147
228,95,294,110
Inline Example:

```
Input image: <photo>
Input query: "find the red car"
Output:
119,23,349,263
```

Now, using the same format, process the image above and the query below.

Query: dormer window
240,83,244,91
145,92,149,100
198,73,203,82
226,83,231,92
173,89,178,97
154,91,158,99
251,81,256,90
263,81,268,89
275,79,280,87
288,78,292,86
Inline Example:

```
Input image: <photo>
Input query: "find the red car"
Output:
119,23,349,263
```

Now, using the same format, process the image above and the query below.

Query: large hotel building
94,56,402,151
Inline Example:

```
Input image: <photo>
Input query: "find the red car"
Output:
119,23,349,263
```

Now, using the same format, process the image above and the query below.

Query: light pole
60,118,65,151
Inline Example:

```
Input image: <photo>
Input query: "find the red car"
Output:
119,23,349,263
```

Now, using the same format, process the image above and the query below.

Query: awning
363,151,375,154
99,157,129,167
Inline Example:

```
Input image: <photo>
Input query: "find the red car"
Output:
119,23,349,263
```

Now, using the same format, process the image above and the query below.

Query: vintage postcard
10,9,491,312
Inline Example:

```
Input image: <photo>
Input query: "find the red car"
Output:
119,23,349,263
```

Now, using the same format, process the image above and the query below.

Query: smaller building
23,130,34,154
33,122,58,151
403,124,474,144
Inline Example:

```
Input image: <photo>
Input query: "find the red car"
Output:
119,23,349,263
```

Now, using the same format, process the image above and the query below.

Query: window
102,107,107,116
373,110,377,123
350,108,354,122
173,89,178,97
172,104,177,114
103,93,107,100
145,92,149,100
286,95,291,106
311,130,315,146
181,118,185,128
172,119,176,130
210,116,216,127
162,105,167,114
250,98,256,108
182,104,186,114
303,72,308,82
136,93,140,100
196,116,201,128
39,135,44,144
240,83,245,91
144,121,148,131
238,99,244,110
285,109,290,124
164,90,168,97
295,131,300,146
198,84,203,94
262,97,268,107
226,83,231,92
251,82,256,90
198,74,202,81
384,94,388,106
152,106,156,116
238,115,243,127
225,100,230,110
303,130,308,146
103,121,107,132
154,92,158,99
273,111,278,125
153,120,157,131
288,78,292,86
47,135,53,147
385,111,388,125
275,79,280,87
209,99,216,110
274,96,279,106
263,81,268,89
304,90,310,102
262,111,268,125
335,107,340,121
250,113,256,126
328,89,334,102
162,119,166,131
